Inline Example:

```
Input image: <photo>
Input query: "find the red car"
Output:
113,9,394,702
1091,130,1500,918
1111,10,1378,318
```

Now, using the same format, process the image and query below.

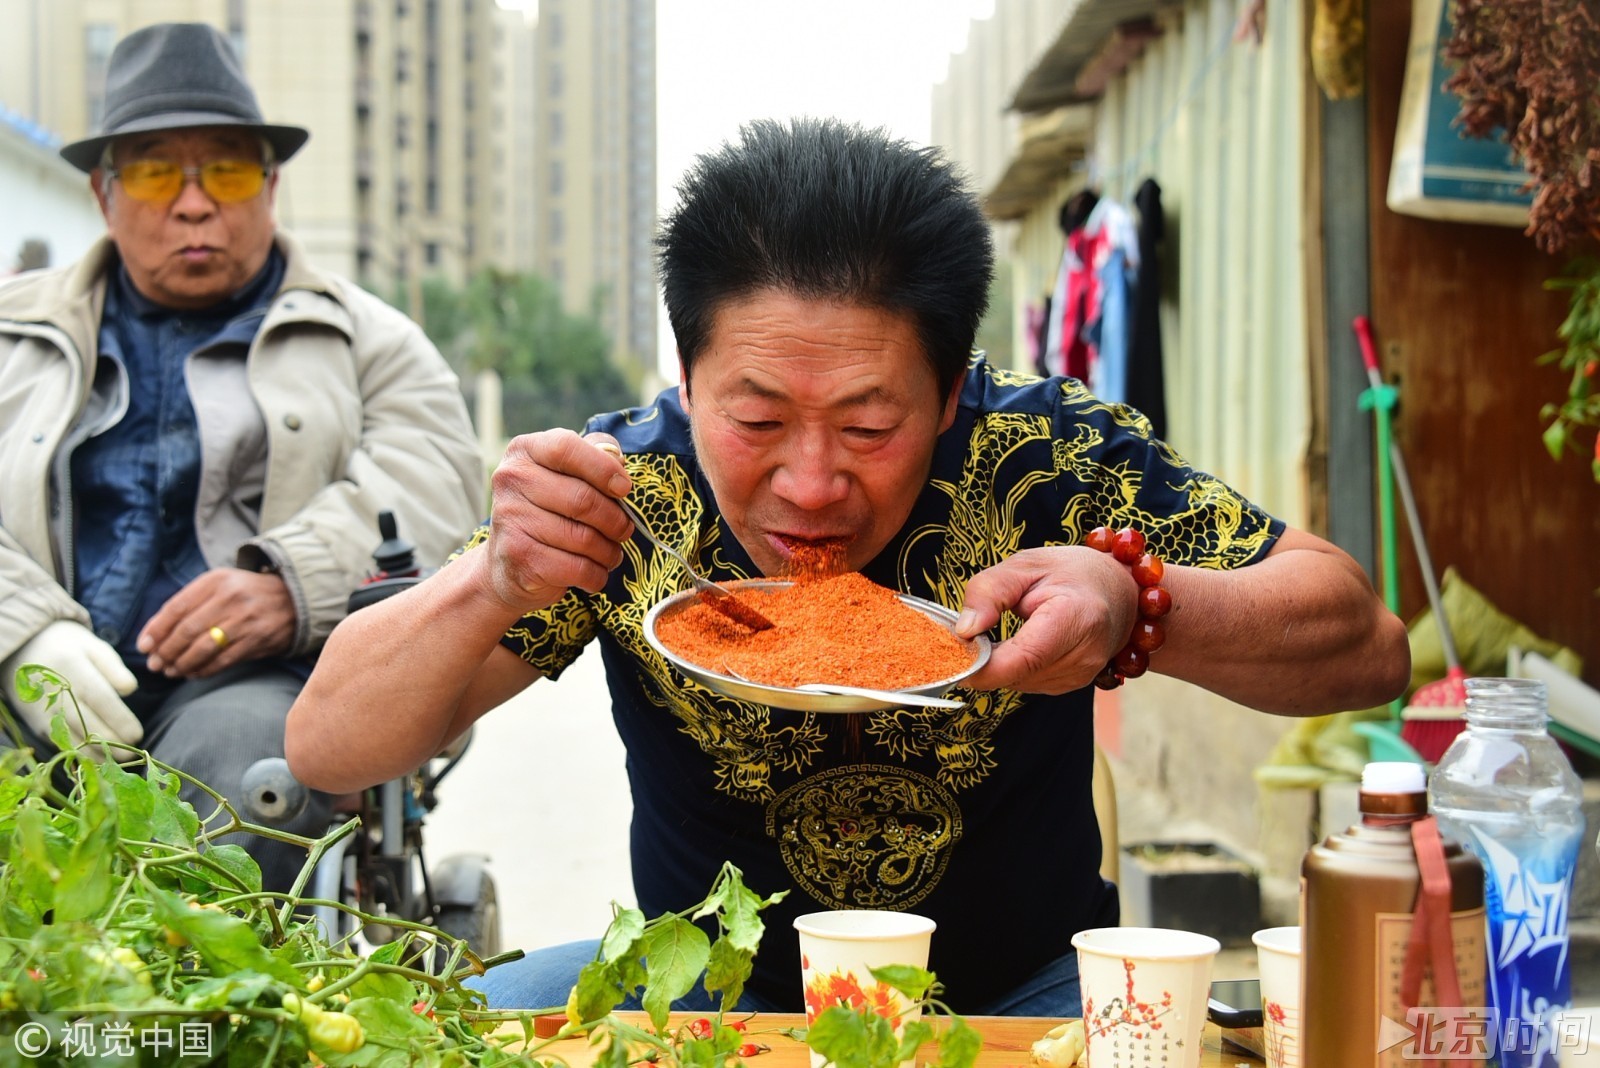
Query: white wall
0,117,104,274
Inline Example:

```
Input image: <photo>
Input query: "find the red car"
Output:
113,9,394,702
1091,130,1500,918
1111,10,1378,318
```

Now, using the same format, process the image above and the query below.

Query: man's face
682,289,961,577
92,127,278,309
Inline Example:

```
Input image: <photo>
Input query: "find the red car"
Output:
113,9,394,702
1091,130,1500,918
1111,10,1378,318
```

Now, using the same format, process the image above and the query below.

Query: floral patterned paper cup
1252,926,1302,1068
1071,926,1221,1068
794,910,936,1068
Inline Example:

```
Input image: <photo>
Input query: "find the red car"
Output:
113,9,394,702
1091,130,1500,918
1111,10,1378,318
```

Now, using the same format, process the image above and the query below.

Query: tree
408,269,635,436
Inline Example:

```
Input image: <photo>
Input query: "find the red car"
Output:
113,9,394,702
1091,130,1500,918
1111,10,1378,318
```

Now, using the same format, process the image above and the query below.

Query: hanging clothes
1042,190,1099,380
1053,197,1139,402
1127,178,1169,440
1027,296,1051,378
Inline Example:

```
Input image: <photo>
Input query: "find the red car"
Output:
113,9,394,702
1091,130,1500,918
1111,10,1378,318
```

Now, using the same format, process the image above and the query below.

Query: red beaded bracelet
1085,526,1173,690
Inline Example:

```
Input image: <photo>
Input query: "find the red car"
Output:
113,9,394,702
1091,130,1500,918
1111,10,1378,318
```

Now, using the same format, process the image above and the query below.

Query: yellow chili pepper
282,992,366,1054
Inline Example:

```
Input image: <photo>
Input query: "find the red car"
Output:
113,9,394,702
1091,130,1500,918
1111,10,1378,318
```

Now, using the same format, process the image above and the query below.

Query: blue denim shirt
71,251,285,670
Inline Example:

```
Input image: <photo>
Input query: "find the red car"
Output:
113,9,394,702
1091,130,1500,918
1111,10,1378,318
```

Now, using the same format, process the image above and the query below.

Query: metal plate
642,578,991,713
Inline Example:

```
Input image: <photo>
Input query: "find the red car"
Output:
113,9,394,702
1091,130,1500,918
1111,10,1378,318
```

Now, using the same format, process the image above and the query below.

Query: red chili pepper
411,1000,436,1020
688,1017,714,1041
730,1020,747,1033
738,1042,768,1058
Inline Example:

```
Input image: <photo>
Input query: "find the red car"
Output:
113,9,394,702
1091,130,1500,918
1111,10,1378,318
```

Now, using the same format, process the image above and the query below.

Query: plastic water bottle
1429,677,1585,1068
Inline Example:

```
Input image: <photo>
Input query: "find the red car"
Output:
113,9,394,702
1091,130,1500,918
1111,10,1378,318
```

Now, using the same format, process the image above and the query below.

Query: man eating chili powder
288,118,1409,1016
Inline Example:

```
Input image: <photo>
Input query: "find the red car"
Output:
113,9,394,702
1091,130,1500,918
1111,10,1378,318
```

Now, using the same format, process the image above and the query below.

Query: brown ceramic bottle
1301,762,1487,1068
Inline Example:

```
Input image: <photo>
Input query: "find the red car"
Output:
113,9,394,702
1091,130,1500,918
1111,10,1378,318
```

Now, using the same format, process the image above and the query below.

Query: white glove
2,620,143,747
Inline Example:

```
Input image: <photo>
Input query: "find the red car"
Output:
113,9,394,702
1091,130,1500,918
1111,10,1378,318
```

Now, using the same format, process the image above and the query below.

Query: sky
652,2,995,376
653,1,993,205
500,0,998,378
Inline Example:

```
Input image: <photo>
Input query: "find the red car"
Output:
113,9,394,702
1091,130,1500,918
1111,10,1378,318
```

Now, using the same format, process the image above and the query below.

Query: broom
1354,317,1467,762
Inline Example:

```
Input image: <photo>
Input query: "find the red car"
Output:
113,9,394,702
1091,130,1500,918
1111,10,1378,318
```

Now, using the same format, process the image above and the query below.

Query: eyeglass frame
95,136,278,205
102,158,276,204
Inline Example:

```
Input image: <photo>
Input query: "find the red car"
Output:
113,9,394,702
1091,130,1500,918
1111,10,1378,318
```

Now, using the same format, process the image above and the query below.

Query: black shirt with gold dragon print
461,355,1283,1009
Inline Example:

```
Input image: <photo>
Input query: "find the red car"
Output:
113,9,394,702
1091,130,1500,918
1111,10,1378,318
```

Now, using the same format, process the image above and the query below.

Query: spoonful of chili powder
594,439,775,632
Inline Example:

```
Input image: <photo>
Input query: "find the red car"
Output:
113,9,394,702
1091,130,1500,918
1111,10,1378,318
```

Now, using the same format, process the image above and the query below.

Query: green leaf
703,936,753,1010
868,964,934,1001
933,1015,982,1068
150,887,303,985
571,957,626,1025
225,1016,310,1068
177,971,277,1011
600,907,646,963
11,664,52,703
1544,419,1569,459
368,940,408,966
48,711,71,750
640,915,711,1031
99,757,156,842
348,967,417,1006
146,764,201,847
327,996,438,1065
896,1019,935,1060
201,843,264,896
53,767,118,922
11,799,64,914
593,1034,634,1068
808,1005,893,1068
715,871,768,954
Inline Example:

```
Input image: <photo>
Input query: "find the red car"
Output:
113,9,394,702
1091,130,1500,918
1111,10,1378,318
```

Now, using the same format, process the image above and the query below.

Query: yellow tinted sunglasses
107,159,271,204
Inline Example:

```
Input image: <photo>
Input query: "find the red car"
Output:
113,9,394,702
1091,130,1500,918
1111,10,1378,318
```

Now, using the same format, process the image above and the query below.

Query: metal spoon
723,667,964,710
614,495,776,632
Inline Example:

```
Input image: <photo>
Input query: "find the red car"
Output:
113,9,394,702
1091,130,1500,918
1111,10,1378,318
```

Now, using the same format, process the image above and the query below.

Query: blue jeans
467,941,1082,1017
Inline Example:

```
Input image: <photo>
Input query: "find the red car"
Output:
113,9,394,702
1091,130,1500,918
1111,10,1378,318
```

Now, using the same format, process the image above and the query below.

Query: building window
395,0,409,16
550,160,563,195
425,242,439,266
425,178,439,213
465,174,476,207
549,209,564,245
396,46,410,82
549,111,563,146
549,61,563,97
548,11,563,46
226,0,246,57
395,114,410,149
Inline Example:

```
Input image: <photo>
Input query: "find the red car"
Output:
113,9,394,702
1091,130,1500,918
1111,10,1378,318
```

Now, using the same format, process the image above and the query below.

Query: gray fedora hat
59,22,309,172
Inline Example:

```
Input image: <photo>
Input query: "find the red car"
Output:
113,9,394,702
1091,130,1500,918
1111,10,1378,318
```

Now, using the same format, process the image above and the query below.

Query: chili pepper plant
0,665,983,1068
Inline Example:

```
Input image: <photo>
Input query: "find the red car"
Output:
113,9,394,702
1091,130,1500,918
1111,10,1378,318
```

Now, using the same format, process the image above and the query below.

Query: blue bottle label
1468,825,1583,1068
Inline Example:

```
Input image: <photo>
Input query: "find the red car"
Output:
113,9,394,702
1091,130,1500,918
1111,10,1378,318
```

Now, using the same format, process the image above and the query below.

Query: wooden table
514,1012,1263,1067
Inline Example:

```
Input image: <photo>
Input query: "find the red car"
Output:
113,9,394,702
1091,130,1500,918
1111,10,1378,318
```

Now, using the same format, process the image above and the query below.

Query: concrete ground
423,646,636,954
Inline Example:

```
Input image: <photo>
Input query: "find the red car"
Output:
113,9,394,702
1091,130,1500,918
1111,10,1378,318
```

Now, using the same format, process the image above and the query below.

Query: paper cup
1253,926,1302,1068
795,910,935,1068
1072,927,1220,1068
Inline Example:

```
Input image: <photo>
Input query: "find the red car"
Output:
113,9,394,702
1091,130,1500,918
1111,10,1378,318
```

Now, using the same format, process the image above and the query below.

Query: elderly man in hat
0,22,482,890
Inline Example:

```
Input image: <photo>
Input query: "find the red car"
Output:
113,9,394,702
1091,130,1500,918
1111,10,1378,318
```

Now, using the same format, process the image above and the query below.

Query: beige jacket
0,232,482,660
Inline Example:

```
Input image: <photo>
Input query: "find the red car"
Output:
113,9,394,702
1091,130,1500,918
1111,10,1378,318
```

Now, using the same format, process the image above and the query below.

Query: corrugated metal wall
1043,0,1313,524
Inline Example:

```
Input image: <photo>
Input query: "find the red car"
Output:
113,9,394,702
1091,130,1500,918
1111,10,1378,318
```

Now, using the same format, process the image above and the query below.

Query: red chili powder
655,572,975,690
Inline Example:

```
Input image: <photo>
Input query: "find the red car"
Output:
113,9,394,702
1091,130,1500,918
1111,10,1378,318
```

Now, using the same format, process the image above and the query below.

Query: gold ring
208,625,229,649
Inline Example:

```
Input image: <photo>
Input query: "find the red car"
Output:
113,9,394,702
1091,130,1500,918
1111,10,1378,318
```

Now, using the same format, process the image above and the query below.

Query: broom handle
1390,441,1461,671
1353,317,1462,672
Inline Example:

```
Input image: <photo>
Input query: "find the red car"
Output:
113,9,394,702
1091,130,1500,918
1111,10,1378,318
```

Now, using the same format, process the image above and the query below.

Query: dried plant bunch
1442,0,1600,254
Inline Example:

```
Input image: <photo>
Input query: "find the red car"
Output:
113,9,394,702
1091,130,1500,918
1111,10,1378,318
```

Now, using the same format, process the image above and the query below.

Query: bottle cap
1362,761,1425,794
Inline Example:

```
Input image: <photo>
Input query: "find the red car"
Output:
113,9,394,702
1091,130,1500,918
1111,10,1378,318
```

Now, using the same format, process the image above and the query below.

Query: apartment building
528,0,657,377
0,0,659,381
